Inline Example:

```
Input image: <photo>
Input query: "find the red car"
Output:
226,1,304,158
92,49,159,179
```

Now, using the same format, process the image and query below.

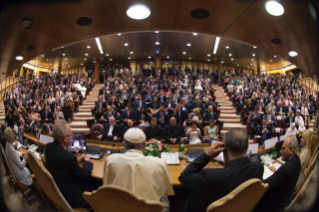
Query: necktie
57,113,59,120
128,111,130,117
178,112,181,125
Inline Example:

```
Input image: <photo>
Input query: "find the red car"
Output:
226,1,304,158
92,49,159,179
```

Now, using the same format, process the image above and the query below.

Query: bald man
164,117,183,144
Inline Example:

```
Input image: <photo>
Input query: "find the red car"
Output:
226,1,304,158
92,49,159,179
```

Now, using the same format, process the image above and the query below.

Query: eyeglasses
66,133,73,138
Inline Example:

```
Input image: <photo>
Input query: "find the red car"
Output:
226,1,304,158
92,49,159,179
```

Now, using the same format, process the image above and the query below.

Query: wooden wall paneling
198,62,203,70
209,63,214,73
204,62,209,70
187,61,192,69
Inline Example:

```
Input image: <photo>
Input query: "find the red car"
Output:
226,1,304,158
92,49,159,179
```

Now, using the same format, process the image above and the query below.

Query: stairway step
79,108,92,112
219,118,240,123
220,110,236,113
223,123,246,130
0,116,4,120
220,114,240,119
74,116,94,121
71,128,90,133
79,105,95,109
218,106,234,110
73,112,92,117
70,121,88,128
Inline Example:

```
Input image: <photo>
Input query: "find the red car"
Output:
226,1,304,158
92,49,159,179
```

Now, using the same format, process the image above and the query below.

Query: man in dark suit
164,96,176,115
285,102,296,116
204,106,218,122
191,96,202,110
45,121,94,208
145,118,162,141
172,104,188,127
264,108,275,131
155,104,169,127
101,117,120,141
285,111,295,127
133,94,145,111
120,103,137,126
249,107,262,139
41,106,53,123
254,135,301,212
257,118,272,144
164,117,183,144
96,95,106,109
276,101,286,116
98,85,105,95
179,129,263,212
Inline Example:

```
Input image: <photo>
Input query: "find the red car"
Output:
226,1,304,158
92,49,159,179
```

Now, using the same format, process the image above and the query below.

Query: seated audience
204,120,219,141
285,123,298,136
179,128,263,212
45,121,95,208
155,104,169,127
189,108,203,127
145,118,162,141
103,128,174,211
249,107,262,139
53,106,64,122
137,106,150,128
100,117,120,141
164,117,183,144
285,111,295,127
95,107,105,123
186,122,201,145
172,104,188,127
257,117,272,144
121,103,137,126
255,135,301,212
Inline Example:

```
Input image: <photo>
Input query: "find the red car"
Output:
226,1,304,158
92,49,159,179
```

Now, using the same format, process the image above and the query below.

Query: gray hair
124,140,144,150
288,135,298,153
53,120,69,141
223,128,248,154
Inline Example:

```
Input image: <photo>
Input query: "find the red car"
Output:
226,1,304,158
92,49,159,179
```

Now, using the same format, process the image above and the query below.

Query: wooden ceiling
0,0,316,81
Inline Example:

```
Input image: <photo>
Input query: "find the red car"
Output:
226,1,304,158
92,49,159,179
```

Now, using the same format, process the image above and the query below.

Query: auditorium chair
310,134,318,156
85,124,104,140
79,96,83,105
114,126,124,142
1,145,39,206
26,152,90,212
274,116,284,128
91,108,96,116
272,127,284,138
47,123,54,132
116,112,121,124
86,118,95,129
74,101,79,112
253,135,261,145
83,185,163,212
206,179,268,212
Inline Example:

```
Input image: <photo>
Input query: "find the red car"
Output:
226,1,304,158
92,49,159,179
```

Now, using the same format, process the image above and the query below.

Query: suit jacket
102,124,120,140
164,124,183,144
145,125,162,140
276,106,286,114
172,110,188,125
179,154,263,212
120,109,137,121
96,101,106,109
155,111,169,126
164,102,176,109
257,124,272,140
254,155,301,212
45,141,93,208
192,101,202,109
41,111,53,122
285,106,296,114
204,111,218,122
133,100,145,110
263,114,275,125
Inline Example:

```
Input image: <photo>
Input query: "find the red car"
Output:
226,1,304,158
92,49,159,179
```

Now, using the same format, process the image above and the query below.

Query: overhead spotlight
252,54,256,57
84,58,87,60
49,63,51,65
267,64,269,66
148,56,151,58
183,52,186,54
117,33,121,36
87,46,91,49
250,63,253,65
66,62,68,64
155,42,160,45
124,43,129,46
42,55,45,57
207,54,211,57
248,66,250,68
93,61,96,63
229,53,232,56
61,46,64,48
265,1,284,16
225,46,229,49
251,58,254,60
155,31,159,33
213,37,220,54
127,4,151,20
81,63,83,65
167,56,170,59
15,55,23,60
187,43,191,46
270,59,272,62
109,58,112,61
288,51,298,57
85,53,88,56
207,59,210,61
274,55,277,58
62,53,65,56
106,54,109,56
65,58,67,60
166,63,168,64
189,57,192,60
193,32,198,36
253,46,257,48
231,58,234,60
128,57,131,59
237,64,239,66
46,59,49,61
221,61,224,63
130,51,133,54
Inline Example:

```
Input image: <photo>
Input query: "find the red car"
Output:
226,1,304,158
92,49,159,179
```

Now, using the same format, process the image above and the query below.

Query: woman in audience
108,96,120,110
245,98,253,115
37,124,52,137
66,88,72,98
48,93,55,105
186,122,202,145
63,98,72,122
189,108,203,127
137,106,150,127
72,92,79,102
204,119,219,142
41,99,50,112
149,96,160,115
34,101,41,113
203,91,210,103
95,107,105,123
4,128,33,186
296,129,312,189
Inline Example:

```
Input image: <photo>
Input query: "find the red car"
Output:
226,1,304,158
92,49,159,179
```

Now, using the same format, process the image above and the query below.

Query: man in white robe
103,128,174,211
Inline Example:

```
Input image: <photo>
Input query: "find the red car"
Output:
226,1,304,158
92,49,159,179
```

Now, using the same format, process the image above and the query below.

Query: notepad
273,163,281,170
263,165,274,180
160,152,180,165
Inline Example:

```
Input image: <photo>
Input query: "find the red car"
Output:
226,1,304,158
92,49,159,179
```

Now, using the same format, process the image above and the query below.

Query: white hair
288,135,298,153
53,120,69,141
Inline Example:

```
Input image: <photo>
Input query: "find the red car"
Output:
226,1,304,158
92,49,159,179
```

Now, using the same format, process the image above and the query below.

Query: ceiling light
183,52,186,54
124,43,129,46
213,37,220,54
167,56,170,59
109,58,112,61
68,66,70,68
87,46,91,49
225,46,229,49
189,57,192,60
65,58,67,60
221,61,224,63
42,55,44,57
128,57,131,59
85,53,88,56
265,1,284,16
288,51,298,57
229,53,232,56
130,51,133,54
231,58,234,60
127,4,151,20
49,63,51,65
155,31,159,33
93,61,96,63
117,33,121,36
81,63,83,65
15,55,23,60
155,42,160,45
274,55,277,58
66,62,68,64
106,54,109,56
95,37,104,54
187,43,191,46
46,59,49,61
193,32,198,36
207,54,211,57
248,66,250,68
250,63,253,65
148,56,151,58
237,64,239,66
267,64,269,66
270,59,272,62
166,63,168,64
251,58,254,60
62,53,65,56
207,59,210,61
252,54,255,56
253,46,257,48
61,46,64,48
84,58,87,60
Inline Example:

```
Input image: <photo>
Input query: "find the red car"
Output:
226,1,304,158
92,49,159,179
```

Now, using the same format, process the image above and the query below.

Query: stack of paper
160,152,180,165
263,165,274,180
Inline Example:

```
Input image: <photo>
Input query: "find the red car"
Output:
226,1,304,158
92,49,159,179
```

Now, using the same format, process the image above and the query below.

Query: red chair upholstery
91,108,96,116
272,127,284,138
74,101,79,112
79,96,83,105
86,119,95,129
253,135,261,144
47,123,54,132
274,116,284,128
87,124,104,140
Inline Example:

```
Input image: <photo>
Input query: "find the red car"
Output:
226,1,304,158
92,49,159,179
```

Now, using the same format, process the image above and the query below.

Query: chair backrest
26,152,73,212
206,179,268,212
184,126,191,135
91,123,104,133
310,134,318,156
272,127,283,137
83,185,163,212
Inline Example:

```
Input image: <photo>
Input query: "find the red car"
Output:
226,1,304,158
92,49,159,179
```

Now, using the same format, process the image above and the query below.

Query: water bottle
178,141,185,160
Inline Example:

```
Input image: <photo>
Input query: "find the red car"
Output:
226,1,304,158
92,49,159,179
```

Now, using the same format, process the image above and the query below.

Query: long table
21,132,275,186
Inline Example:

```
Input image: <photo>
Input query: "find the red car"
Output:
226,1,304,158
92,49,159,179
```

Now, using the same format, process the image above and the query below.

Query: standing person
103,128,174,211
45,121,94,208
254,135,301,212
179,128,263,212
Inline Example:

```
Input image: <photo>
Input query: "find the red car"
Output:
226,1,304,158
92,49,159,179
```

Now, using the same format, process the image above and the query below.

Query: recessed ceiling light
128,57,131,59
49,63,51,65
15,55,23,60
251,58,254,60
288,51,298,57
265,1,284,16
106,54,109,56
65,58,67,60
189,57,192,60
127,4,151,20
207,59,210,61
46,59,49,61
62,53,65,56
84,58,87,60
61,46,64,48
267,64,269,66
124,43,129,46
81,63,83,65
183,52,186,54
155,31,159,33
109,58,112,61
130,51,133,54
87,46,91,49
167,56,170,59
250,63,253,65
229,53,232,56
66,62,68,64
117,33,121,36
225,46,229,49
187,43,191,46
252,54,255,57
85,53,88,56
274,55,277,58
93,61,96,63
253,46,257,48
42,55,44,57
231,58,234,60
166,63,168,64
248,66,250,68
207,54,211,57
68,66,70,68
270,59,272,62
237,64,239,66
155,42,160,45
20,18,33,30
193,32,198,36
148,56,151,58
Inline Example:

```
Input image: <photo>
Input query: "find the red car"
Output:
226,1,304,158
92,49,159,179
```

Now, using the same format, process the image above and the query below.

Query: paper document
264,137,278,149
273,163,281,170
247,143,259,155
15,141,22,149
277,157,286,164
160,152,180,165
39,134,54,145
263,165,274,180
